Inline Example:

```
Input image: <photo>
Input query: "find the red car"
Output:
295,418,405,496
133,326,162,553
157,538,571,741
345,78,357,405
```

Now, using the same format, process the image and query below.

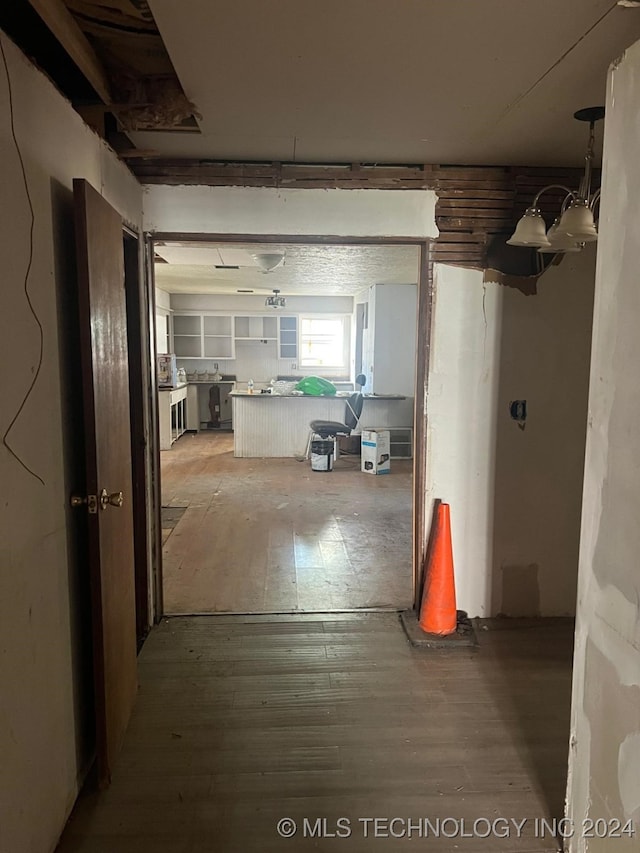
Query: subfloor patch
161,506,187,528
400,609,478,649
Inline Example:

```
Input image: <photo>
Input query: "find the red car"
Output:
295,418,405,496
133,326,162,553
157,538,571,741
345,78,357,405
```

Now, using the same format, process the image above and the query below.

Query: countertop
159,382,188,391
230,391,406,399
160,381,236,389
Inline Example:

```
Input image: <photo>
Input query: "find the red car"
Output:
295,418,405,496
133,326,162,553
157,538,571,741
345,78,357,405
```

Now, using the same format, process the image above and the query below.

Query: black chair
306,375,366,457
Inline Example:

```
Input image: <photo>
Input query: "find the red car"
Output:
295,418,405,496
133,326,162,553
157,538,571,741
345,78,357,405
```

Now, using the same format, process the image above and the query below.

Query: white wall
426,264,502,615
427,248,595,617
566,42,640,851
155,286,171,310
170,292,352,314
144,185,438,238
0,33,143,853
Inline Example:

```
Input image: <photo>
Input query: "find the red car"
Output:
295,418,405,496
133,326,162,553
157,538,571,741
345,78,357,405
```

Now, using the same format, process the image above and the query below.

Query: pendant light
252,252,285,272
265,289,286,308
507,106,604,254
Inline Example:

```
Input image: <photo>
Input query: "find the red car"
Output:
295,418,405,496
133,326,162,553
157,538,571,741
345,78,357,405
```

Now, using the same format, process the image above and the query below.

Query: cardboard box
361,429,391,475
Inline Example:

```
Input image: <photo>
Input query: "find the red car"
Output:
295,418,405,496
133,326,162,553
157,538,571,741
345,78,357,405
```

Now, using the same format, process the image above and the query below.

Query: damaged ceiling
2,0,201,138
2,1,634,269
9,1,640,164
62,0,200,132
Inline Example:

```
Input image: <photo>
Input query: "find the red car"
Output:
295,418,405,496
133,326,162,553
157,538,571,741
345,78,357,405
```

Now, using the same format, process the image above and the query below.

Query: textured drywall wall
566,41,640,852
0,32,142,853
427,248,595,617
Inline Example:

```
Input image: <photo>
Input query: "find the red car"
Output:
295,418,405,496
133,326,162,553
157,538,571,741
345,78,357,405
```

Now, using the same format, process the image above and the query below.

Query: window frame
298,313,351,372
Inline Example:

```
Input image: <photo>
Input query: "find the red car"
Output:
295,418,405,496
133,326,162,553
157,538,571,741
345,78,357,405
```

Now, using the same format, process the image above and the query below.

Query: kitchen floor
160,432,413,614
56,613,574,853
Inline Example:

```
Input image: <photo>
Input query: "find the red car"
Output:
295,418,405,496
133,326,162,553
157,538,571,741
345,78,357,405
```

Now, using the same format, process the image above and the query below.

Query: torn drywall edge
484,267,538,295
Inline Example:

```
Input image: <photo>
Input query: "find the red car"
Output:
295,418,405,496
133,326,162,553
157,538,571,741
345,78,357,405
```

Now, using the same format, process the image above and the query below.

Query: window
299,315,350,370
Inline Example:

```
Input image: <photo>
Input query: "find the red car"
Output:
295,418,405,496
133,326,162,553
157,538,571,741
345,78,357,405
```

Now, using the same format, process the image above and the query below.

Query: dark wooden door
73,179,137,786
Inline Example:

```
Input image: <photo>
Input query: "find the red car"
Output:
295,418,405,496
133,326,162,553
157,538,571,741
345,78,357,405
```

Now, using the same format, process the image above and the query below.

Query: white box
361,429,391,475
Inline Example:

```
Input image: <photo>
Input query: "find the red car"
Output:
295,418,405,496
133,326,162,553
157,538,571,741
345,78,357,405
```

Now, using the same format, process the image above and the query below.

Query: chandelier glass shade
253,252,285,272
507,107,604,255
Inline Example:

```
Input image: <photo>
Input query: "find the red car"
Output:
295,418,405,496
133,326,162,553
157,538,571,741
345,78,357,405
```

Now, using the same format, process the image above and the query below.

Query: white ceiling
154,242,420,295
136,0,640,166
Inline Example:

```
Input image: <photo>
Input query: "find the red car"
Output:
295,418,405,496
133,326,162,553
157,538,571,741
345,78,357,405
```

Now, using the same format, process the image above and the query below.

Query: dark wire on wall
0,37,45,486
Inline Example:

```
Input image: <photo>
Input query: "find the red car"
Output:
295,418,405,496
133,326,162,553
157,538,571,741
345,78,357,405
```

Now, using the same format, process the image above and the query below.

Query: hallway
56,614,574,853
161,433,413,613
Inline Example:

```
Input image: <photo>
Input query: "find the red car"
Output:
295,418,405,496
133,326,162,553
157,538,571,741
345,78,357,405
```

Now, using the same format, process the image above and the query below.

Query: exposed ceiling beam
27,0,112,104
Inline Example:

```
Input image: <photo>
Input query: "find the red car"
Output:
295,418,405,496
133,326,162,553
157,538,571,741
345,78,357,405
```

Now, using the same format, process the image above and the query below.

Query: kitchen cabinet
172,313,234,359
234,315,278,341
203,314,234,358
278,315,298,359
171,312,300,361
158,385,189,450
360,284,417,397
172,314,202,358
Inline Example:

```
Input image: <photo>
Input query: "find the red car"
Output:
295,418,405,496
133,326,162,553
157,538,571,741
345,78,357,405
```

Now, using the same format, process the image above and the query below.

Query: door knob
100,489,124,510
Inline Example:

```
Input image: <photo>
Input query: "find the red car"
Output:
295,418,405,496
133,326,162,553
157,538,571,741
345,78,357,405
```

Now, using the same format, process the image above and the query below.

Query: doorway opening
149,235,429,615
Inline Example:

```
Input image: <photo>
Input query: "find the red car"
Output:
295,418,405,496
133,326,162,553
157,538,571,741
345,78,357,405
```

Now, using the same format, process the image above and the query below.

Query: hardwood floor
56,614,574,853
160,432,413,614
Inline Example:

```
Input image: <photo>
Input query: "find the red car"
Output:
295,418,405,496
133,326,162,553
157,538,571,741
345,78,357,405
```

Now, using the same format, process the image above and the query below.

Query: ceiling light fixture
507,106,604,254
265,289,286,309
252,252,285,272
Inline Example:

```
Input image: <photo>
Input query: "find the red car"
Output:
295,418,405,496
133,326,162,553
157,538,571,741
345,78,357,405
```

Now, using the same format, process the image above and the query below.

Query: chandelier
265,289,286,309
507,106,604,254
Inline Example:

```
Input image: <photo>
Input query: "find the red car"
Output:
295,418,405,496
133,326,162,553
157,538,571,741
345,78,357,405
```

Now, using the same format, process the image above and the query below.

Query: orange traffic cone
418,502,457,635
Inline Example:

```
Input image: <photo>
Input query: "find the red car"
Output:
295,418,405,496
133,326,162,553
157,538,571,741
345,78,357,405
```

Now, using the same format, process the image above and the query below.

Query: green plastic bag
295,376,337,396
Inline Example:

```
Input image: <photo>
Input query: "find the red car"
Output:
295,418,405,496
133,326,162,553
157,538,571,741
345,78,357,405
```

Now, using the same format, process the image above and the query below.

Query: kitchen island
231,392,413,458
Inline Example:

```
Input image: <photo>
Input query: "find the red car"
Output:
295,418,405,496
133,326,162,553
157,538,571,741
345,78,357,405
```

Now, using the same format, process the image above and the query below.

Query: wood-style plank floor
57,614,574,853
160,433,413,614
